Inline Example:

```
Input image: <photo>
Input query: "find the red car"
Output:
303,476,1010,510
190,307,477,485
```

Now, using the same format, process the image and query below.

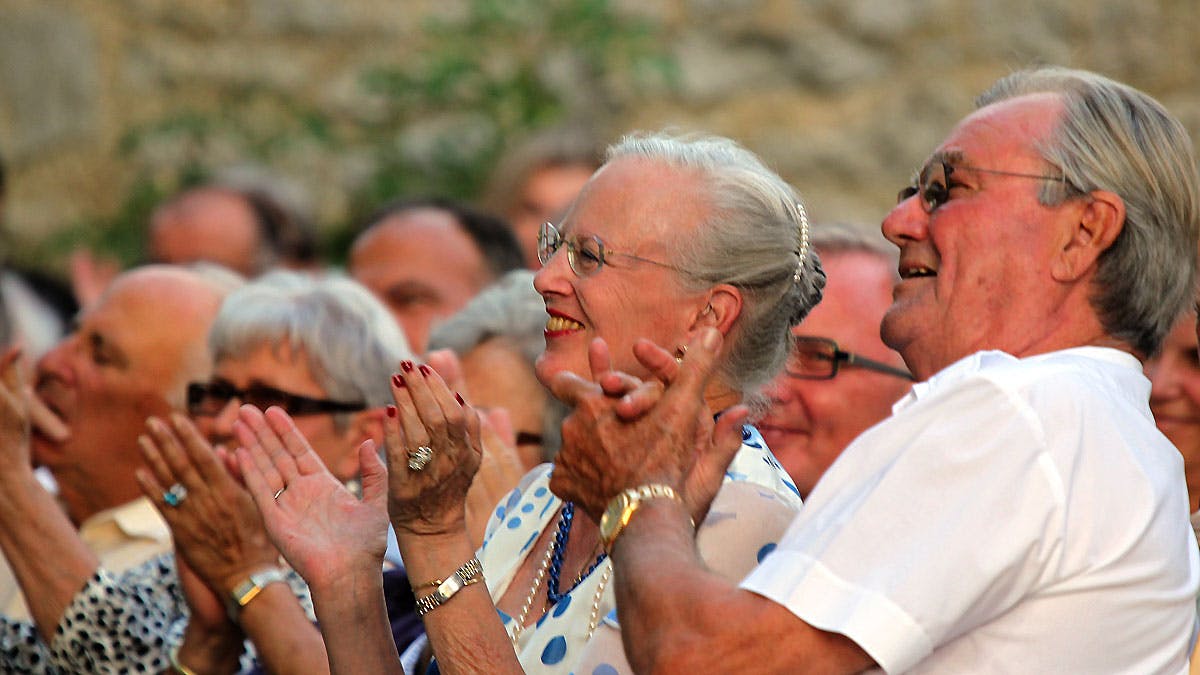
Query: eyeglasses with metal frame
186,381,367,417
897,159,1080,214
537,221,693,278
786,336,914,381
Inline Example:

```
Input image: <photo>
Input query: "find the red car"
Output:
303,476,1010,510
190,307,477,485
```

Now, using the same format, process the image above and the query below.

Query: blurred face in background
758,250,912,498
459,337,550,470
350,208,492,353
150,187,264,277
1146,314,1200,512
509,163,595,270
192,342,371,483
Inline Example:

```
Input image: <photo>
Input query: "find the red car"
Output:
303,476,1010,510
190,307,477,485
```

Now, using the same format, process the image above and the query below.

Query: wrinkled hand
236,405,389,590
548,329,748,523
136,414,279,594
385,361,482,539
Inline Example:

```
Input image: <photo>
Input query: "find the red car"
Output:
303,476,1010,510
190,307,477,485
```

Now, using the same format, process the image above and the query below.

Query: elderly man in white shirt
550,66,1200,673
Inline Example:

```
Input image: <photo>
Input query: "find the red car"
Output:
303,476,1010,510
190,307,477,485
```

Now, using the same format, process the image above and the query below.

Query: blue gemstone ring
163,483,188,507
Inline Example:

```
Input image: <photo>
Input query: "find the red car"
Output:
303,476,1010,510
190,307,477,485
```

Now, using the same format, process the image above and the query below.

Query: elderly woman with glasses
40,271,418,675
236,131,825,674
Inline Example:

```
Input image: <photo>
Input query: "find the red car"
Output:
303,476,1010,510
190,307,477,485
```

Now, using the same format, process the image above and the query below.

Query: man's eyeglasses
186,381,367,418
786,336,914,381
897,159,1078,214
537,222,693,278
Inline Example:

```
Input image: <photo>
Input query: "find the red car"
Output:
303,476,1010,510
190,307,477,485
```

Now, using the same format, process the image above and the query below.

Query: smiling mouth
899,266,937,279
546,316,584,332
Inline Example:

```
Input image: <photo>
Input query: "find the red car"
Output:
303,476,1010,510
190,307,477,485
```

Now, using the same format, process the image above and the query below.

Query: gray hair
428,270,566,460
209,271,412,428
606,132,826,404
976,67,1200,356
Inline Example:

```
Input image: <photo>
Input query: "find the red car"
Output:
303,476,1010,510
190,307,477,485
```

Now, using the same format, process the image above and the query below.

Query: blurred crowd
0,64,1198,675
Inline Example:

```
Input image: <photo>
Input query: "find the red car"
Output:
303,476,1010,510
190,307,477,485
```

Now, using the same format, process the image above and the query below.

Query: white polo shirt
742,348,1199,674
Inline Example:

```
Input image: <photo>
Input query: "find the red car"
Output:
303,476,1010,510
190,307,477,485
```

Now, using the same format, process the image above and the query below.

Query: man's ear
690,284,743,337
1052,190,1125,282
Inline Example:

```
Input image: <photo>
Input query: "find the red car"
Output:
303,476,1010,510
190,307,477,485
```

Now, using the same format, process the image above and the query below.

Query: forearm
238,583,332,675
611,501,871,675
0,470,98,642
395,530,522,675
309,565,401,675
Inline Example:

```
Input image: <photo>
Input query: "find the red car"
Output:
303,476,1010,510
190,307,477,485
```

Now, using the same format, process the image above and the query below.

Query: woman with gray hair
44,270,417,675
237,131,824,674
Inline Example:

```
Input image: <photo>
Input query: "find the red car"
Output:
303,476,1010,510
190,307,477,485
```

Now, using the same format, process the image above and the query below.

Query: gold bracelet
412,556,483,591
415,556,484,616
169,645,200,675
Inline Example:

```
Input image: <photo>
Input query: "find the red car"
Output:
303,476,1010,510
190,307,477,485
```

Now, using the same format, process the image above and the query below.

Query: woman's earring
674,345,688,364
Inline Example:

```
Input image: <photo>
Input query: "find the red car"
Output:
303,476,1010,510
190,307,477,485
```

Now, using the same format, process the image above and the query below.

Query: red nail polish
418,364,431,376
392,374,403,388
455,392,465,406
401,360,414,372
386,405,397,418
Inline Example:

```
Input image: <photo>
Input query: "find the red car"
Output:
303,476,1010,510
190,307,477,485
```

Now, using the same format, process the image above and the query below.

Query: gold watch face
600,492,631,542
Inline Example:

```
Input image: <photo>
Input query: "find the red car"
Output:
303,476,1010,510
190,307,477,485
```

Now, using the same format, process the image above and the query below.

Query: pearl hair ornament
794,201,810,283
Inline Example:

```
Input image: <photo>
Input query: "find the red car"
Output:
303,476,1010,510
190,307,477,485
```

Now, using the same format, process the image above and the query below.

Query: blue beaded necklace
545,502,608,606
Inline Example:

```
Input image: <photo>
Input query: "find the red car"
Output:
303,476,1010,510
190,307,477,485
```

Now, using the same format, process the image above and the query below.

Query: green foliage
31,0,676,268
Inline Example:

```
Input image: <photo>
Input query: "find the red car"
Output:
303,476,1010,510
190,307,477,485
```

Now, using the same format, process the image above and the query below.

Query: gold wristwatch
226,567,288,620
599,484,684,552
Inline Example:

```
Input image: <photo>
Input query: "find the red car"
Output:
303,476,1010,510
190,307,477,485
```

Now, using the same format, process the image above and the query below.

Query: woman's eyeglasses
537,222,693,278
186,381,367,417
897,159,1078,214
787,336,913,381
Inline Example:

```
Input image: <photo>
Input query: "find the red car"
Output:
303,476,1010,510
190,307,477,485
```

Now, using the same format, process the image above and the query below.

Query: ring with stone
273,486,286,500
163,483,188,507
408,445,434,472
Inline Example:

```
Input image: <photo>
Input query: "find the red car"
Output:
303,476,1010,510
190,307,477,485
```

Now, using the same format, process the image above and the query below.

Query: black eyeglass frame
186,381,367,418
897,160,1081,214
786,336,914,382
537,221,695,278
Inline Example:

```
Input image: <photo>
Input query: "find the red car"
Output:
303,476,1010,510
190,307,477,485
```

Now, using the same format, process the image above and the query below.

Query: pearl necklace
547,502,608,605
509,503,613,647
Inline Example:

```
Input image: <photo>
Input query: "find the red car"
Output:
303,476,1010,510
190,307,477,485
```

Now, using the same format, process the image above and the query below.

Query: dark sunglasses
186,381,367,417
898,160,1076,214
786,336,914,381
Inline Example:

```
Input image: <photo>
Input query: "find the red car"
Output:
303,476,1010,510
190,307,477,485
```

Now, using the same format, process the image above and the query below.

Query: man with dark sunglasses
758,224,912,498
551,66,1200,673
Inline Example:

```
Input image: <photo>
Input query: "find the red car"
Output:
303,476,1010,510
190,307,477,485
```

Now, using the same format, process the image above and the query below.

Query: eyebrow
929,149,966,165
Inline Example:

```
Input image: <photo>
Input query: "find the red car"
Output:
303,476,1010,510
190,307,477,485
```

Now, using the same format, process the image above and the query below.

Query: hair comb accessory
794,201,810,284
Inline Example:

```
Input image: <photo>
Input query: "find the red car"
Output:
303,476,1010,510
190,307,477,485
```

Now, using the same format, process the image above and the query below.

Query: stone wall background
2,0,1198,266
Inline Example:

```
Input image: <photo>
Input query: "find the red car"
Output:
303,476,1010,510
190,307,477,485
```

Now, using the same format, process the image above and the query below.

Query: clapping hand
548,328,748,523
236,405,389,590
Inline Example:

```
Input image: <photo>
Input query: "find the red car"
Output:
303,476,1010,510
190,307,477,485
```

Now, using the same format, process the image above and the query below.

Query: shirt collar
893,346,1141,414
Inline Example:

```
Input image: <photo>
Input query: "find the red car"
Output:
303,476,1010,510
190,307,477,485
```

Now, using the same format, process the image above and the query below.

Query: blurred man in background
758,224,912,497
348,197,523,353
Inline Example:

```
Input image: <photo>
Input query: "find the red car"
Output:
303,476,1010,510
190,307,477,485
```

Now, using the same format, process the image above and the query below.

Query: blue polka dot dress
477,425,803,675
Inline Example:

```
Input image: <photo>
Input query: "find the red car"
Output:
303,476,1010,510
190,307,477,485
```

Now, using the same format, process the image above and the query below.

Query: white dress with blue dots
477,425,803,675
